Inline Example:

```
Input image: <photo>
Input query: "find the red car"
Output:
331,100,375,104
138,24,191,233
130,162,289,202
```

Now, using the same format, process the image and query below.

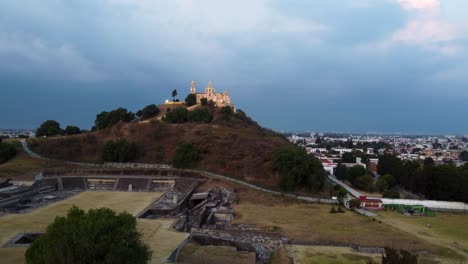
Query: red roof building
359,196,383,210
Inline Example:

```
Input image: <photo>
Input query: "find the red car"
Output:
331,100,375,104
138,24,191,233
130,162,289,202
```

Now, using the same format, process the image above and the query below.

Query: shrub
64,125,81,135
188,108,212,123
200,98,208,105
173,143,199,168
102,139,138,162
383,189,400,198
382,247,418,264
138,104,160,119
185,94,197,106
0,142,17,164
163,107,188,123
25,206,151,264
349,199,360,209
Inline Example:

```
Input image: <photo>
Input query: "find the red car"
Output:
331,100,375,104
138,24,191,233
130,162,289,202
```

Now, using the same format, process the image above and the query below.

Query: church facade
190,81,235,109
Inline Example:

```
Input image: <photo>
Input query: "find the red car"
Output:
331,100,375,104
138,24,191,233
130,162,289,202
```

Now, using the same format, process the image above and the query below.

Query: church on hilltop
190,81,235,110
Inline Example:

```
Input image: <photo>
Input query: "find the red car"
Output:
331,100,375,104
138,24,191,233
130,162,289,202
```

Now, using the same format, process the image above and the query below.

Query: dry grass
376,211,468,261
0,151,71,180
288,245,381,264
0,191,184,264
233,202,433,251
139,219,189,264
177,241,256,264
30,115,290,188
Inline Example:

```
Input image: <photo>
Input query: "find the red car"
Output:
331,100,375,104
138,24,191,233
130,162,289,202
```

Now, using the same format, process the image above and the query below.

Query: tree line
378,154,468,202
36,120,82,137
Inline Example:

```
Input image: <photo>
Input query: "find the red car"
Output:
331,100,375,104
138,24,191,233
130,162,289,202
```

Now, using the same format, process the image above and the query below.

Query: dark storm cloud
0,0,467,133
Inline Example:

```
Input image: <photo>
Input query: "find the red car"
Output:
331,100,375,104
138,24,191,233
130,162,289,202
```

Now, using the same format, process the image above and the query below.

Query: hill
29,106,291,188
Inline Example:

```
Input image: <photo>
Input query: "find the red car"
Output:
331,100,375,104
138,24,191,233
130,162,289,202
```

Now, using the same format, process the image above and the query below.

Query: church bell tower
190,80,196,94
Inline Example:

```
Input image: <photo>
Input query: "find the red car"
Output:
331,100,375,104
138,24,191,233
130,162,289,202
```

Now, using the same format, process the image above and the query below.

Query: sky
1,0,468,134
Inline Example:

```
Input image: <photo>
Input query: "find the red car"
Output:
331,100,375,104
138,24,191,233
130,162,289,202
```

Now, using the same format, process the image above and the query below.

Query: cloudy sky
1,0,468,134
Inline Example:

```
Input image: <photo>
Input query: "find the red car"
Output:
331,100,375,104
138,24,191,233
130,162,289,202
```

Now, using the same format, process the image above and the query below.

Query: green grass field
0,191,188,264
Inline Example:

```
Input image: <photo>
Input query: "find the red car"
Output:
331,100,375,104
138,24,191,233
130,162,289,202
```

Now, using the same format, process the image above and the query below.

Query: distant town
285,132,468,174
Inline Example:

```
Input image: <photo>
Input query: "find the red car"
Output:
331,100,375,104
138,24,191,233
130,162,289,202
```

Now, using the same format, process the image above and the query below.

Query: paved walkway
328,175,362,197
20,139,46,160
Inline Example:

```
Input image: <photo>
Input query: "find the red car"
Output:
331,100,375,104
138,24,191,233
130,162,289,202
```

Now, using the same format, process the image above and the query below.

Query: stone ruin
173,187,236,232
167,187,288,264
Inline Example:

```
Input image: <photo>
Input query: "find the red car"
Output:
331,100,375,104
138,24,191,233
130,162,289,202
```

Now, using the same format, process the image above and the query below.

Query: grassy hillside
29,106,290,187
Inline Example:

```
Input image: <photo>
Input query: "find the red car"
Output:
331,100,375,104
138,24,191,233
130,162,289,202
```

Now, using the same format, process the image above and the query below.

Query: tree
172,89,178,101
354,174,375,192
188,108,212,123
272,146,326,192
377,154,403,179
139,104,160,119
334,163,349,180
163,107,188,123
348,165,366,183
64,125,81,135
376,174,396,192
95,108,135,130
25,206,152,264
200,98,208,106
341,152,356,163
185,94,197,106
36,120,61,137
102,139,138,162
315,136,322,145
173,143,199,168
460,151,468,162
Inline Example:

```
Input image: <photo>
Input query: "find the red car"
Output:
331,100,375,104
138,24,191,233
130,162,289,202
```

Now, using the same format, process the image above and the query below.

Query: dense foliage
163,107,215,124
95,108,135,130
335,164,375,191
64,125,81,135
173,143,199,168
200,98,208,105
163,107,189,123
185,94,197,106
187,108,213,123
378,154,468,202
341,152,356,163
272,146,326,192
25,206,152,264
36,120,62,137
102,139,138,162
137,104,160,119
0,141,17,164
